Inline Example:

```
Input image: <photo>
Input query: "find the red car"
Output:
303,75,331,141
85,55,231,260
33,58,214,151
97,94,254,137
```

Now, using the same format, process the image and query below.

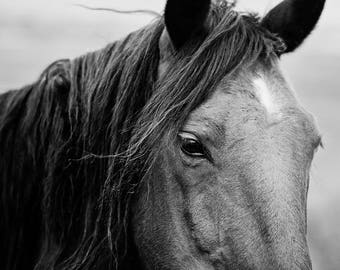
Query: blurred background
0,0,339,269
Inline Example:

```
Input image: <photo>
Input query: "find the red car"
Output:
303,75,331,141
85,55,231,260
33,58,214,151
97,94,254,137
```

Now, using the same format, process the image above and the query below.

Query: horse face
133,60,321,270
132,0,325,269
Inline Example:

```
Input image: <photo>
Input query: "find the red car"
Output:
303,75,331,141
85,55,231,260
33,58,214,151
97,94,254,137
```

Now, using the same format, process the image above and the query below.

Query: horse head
132,0,325,269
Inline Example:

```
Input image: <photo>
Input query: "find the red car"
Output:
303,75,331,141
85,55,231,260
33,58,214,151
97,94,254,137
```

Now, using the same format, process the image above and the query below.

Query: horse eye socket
178,133,206,158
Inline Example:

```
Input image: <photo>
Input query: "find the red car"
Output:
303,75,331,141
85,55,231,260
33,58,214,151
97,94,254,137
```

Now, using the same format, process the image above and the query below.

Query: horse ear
164,0,211,49
261,0,326,53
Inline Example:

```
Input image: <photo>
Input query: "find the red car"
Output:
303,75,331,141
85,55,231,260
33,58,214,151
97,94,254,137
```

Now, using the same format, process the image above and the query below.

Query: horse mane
0,2,284,269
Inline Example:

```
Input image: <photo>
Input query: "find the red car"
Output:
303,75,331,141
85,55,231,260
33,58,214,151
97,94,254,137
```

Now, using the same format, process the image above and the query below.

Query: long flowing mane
0,3,284,269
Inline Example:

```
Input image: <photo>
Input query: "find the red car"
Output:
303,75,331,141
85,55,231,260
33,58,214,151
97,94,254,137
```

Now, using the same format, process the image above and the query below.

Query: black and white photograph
0,0,339,269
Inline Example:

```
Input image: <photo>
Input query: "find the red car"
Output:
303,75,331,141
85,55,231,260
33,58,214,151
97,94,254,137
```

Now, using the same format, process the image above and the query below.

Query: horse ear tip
164,0,211,50
261,0,325,54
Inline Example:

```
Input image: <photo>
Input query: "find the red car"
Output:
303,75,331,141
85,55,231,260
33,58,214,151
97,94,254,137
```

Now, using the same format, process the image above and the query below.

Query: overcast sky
0,0,337,25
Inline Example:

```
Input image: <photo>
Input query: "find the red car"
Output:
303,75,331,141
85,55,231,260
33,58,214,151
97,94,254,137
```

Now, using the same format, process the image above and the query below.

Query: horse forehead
192,67,301,126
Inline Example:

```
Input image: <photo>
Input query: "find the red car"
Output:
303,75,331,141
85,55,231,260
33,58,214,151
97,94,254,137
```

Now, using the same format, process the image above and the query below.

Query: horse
0,0,325,269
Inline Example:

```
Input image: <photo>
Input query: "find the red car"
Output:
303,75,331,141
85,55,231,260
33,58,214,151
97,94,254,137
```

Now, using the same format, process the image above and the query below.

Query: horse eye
178,132,206,158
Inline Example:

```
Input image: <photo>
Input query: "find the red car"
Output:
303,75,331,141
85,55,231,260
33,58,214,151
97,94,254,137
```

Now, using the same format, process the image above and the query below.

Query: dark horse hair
0,3,284,270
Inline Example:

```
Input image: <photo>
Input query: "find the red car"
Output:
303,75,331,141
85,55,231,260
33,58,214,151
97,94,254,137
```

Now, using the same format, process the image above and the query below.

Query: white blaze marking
253,77,280,116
